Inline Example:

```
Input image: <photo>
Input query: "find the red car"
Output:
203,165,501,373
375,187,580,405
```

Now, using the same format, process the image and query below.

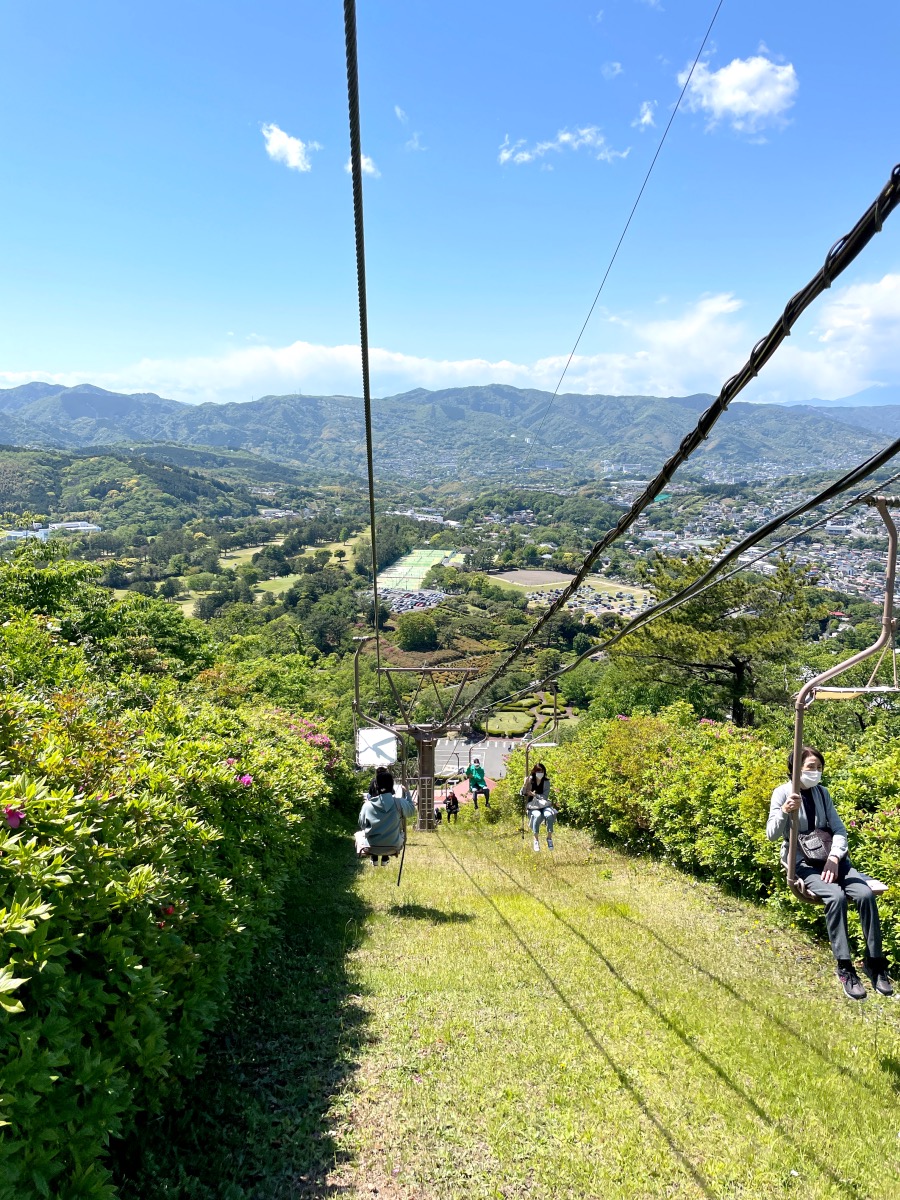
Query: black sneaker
863,958,894,997
836,962,867,1001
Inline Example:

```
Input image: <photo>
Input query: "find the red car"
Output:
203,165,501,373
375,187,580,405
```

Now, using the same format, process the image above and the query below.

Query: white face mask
800,769,822,788
535,772,545,781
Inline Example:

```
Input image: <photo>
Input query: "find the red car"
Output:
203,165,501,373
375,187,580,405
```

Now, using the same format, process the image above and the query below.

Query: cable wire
448,162,900,724
520,0,725,471
343,0,382,674
466,449,900,719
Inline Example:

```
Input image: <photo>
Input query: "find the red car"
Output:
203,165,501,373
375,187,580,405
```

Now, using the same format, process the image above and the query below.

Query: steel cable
449,162,900,724
343,0,382,674
465,449,900,719
520,0,725,470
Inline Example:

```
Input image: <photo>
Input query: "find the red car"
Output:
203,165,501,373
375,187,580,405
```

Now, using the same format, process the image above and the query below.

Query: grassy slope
121,820,900,1200
345,826,900,1200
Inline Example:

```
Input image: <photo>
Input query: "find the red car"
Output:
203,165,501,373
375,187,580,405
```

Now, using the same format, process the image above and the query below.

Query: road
434,736,516,783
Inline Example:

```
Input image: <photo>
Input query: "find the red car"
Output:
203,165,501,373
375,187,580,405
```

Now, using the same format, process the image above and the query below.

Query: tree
395,611,438,652
158,577,183,599
610,552,814,726
572,631,593,656
305,609,350,653
535,648,562,678
367,599,390,630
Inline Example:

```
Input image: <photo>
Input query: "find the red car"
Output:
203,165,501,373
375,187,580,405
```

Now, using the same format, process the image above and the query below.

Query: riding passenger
445,791,460,823
767,745,893,1000
357,768,417,867
466,757,490,808
522,762,555,852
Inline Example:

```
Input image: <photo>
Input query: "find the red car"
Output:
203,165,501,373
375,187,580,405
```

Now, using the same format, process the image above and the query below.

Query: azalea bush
0,549,353,1199
492,704,900,959
0,682,346,1199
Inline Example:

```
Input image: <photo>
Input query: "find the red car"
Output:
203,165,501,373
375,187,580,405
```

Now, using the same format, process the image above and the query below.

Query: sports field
377,548,464,591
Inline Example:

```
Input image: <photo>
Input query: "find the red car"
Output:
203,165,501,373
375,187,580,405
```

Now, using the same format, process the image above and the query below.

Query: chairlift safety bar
787,496,899,895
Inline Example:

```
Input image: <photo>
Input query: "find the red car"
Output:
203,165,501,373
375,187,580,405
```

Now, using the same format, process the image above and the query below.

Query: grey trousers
794,862,883,961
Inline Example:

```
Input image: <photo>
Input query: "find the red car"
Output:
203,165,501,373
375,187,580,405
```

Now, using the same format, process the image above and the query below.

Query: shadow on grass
112,814,369,1200
436,834,719,1200
477,839,868,1200
387,903,473,924
880,1055,900,1092
550,842,890,1098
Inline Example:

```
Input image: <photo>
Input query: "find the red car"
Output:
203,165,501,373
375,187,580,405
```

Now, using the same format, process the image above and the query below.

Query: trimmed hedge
493,702,900,959
0,683,342,1199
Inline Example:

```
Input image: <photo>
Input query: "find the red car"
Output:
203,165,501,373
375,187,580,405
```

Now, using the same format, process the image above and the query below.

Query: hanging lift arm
787,497,898,890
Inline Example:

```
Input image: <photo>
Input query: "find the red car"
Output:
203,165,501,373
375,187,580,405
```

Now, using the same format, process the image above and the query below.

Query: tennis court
377,548,464,591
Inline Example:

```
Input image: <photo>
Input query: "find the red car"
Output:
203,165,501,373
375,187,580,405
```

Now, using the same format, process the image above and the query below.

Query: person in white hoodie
767,744,893,1000
357,768,418,866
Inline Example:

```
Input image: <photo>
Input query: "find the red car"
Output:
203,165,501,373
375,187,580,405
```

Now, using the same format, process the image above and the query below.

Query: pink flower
3,806,25,829
225,757,238,766
238,774,253,786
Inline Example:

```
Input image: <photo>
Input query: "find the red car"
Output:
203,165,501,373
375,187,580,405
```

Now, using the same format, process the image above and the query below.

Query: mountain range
3,381,900,480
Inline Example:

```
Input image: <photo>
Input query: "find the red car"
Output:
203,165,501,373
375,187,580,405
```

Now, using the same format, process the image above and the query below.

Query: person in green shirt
465,757,490,808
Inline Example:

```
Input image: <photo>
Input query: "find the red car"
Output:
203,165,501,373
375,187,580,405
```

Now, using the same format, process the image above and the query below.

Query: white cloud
593,10,604,23
8,276,898,405
759,273,900,400
394,105,408,124
261,122,321,172
344,153,380,177
601,61,623,80
679,54,798,134
632,100,656,130
499,127,629,166
405,131,426,152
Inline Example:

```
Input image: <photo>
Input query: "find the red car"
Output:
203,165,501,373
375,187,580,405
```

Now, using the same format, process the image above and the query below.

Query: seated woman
767,745,893,1000
357,768,418,866
521,762,555,851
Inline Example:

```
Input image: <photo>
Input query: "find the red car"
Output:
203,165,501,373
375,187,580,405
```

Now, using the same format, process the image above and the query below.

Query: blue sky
1,0,898,404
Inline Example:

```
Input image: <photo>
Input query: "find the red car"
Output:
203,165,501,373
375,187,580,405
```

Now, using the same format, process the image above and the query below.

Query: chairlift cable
467,449,900,719
448,162,900,725
471,465,900,717
520,0,725,471
343,0,382,676
654,468,900,620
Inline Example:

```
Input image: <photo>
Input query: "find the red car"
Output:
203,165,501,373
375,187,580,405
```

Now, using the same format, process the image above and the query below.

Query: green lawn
485,710,535,736
220,542,279,565
119,819,900,1200
254,573,301,596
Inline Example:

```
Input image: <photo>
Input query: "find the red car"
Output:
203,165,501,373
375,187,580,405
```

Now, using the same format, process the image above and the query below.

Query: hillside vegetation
0,544,352,1198
0,382,888,478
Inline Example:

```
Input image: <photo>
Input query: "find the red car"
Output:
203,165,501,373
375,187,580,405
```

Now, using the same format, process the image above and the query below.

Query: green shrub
0,683,343,1199
492,704,900,958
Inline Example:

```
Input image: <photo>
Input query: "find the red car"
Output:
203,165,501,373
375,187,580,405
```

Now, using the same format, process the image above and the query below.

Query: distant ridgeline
3,381,900,480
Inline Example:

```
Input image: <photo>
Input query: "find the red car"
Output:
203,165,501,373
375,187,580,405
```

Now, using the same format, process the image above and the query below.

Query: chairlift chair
786,495,898,905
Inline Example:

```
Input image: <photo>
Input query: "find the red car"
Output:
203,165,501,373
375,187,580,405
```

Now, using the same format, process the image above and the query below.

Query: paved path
435,736,515,783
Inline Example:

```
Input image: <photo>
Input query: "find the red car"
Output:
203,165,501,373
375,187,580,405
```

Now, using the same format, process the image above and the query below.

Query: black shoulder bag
797,785,833,863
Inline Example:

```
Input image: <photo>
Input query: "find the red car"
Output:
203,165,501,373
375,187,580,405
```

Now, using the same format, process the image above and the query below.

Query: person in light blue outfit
521,762,555,851
357,768,418,866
